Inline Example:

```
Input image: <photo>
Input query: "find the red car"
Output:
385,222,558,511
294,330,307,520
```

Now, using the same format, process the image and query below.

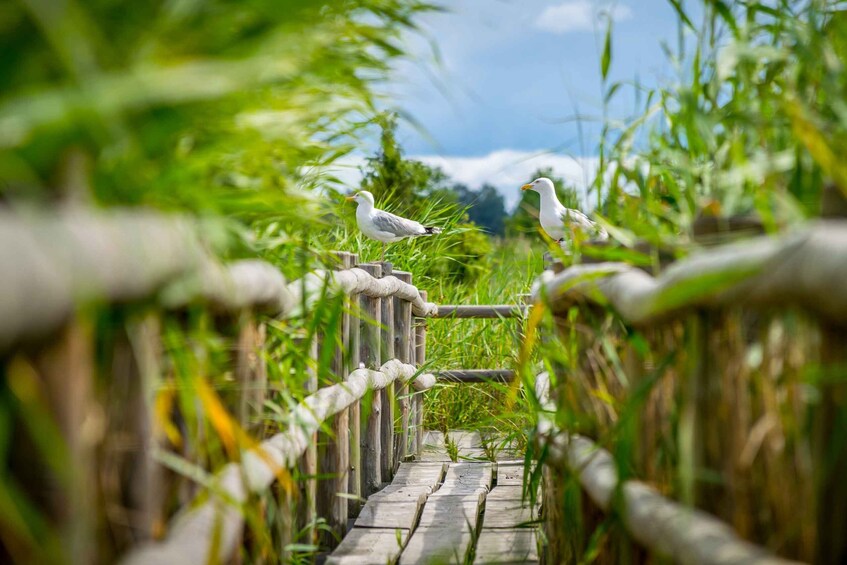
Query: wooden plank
369,485,434,500
481,499,539,529
431,305,527,319
417,494,485,528
399,529,474,565
436,369,515,383
326,527,409,565
358,263,383,497
434,462,492,496
486,486,526,501
391,462,445,487
354,495,426,530
379,261,395,481
393,271,413,465
400,493,484,564
473,530,538,564
497,462,524,486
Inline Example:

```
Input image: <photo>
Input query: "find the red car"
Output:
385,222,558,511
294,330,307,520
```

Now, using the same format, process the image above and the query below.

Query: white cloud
412,150,601,210
319,149,605,211
535,1,633,34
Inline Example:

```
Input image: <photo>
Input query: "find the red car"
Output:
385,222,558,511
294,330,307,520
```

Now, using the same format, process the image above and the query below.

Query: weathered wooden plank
391,462,445,487
326,527,409,565
417,493,485,529
486,486,525,501
431,305,527,319
354,494,426,530
496,462,524,486
481,499,539,529
399,529,475,565
368,485,434,500
473,530,538,564
400,493,484,565
439,461,493,492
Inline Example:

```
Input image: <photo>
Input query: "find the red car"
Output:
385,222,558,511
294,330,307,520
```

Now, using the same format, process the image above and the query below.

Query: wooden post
357,263,382,497
347,254,362,519
379,261,395,482
408,317,418,457
236,310,267,435
30,320,96,564
815,324,847,565
317,253,351,546
296,335,318,546
414,290,428,456
393,271,413,465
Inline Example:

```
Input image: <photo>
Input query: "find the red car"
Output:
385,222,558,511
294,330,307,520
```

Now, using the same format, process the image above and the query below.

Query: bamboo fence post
378,261,395,481
102,316,165,554
296,335,318,545
317,252,351,546
414,290,428,456
393,271,413,465
31,320,96,564
235,310,267,435
357,262,382,497
409,313,418,456
347,253,362,519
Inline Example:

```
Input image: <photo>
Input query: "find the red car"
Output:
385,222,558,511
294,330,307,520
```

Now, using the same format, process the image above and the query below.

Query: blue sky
337,0,699,209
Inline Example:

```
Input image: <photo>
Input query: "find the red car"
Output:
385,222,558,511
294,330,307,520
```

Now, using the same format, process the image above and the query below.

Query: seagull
520,178,608,245
346,190,442,261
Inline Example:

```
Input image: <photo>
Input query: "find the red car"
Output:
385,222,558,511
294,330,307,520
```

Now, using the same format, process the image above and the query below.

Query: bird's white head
521,178,555,195
346,190,375,206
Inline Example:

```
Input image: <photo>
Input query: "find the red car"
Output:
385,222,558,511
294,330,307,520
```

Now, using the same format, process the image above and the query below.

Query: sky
334,0,697,210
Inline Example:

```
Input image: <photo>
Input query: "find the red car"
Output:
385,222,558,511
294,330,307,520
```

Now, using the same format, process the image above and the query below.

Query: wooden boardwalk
328,431,540,565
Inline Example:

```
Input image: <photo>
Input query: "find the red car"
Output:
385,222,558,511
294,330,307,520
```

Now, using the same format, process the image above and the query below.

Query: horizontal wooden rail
0,211,438,351
121,359,434,565
436,369,515,383
532,221,847,325
431,305,526,318
534,373,800,565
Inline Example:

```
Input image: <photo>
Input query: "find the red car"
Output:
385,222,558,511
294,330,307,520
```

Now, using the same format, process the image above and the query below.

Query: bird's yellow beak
521,183,533,191
346,195,357,202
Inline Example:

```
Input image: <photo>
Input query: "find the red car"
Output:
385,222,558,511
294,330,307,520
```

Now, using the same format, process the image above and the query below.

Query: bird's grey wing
564,209,609,239
371,210,425,237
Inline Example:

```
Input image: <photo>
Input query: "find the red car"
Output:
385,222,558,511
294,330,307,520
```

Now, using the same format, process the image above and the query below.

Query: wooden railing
532,222,847,564
0,211,453,564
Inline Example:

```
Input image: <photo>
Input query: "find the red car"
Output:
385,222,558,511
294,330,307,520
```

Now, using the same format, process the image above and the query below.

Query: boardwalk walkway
328,431,540,565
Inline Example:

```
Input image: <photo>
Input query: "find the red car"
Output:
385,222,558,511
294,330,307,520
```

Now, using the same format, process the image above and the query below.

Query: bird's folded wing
372,210,425,237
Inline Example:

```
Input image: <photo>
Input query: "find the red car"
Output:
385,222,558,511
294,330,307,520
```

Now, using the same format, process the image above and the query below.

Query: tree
453,183,507,236
359,113,449,212
507,167,580,237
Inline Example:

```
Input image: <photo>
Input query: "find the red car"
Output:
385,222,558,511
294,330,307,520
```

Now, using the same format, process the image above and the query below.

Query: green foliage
453,183,507,236
507,167,580,237
596,0,847,245
359,112,451,208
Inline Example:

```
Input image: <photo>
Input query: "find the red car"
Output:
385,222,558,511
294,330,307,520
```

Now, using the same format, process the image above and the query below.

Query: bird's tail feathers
423,226,442,235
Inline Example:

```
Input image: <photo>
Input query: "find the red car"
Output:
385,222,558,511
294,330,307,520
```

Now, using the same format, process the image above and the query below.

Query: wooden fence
532,222,847,564
0,211,450,563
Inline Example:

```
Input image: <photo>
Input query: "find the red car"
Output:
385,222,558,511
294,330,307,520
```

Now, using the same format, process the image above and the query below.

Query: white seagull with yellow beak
521,178,608,244
347,190,442,261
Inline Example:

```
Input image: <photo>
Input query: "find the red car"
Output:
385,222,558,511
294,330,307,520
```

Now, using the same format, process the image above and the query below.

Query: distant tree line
358,114,581,238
